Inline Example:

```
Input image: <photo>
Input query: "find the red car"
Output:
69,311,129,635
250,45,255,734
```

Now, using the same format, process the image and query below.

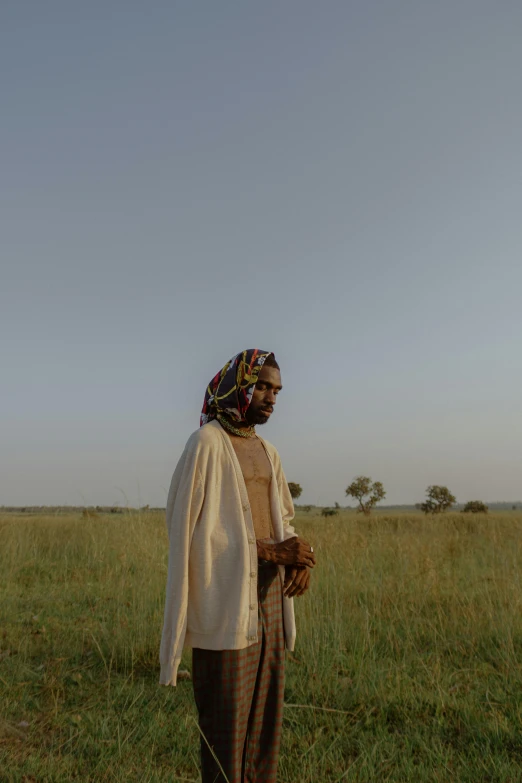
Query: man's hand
284,566,311,598
257,537,316,568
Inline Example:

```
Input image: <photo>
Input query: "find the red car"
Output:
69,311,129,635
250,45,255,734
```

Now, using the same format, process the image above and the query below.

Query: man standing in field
160,349,316,783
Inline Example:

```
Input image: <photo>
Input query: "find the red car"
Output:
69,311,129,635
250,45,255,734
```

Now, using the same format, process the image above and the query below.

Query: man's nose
265,390,276,405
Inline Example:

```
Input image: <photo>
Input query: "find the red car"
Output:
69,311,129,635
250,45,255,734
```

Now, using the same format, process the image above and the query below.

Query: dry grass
2,508,522,781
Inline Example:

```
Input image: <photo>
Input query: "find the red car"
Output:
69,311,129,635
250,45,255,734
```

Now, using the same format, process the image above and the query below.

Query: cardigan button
249,538,255,544
250,604,256,610
248,636,257,641
250,571,256,578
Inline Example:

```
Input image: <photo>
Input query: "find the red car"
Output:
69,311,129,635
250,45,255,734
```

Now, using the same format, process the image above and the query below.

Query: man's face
245,364,282,426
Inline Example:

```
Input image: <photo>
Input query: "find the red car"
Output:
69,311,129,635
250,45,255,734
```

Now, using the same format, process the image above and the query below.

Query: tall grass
2,509,522,781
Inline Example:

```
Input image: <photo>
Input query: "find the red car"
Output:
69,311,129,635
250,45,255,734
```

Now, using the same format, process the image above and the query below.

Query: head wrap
200,348,273,426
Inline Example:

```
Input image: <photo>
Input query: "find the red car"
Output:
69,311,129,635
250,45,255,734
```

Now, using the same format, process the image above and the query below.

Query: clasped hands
256,536,316,598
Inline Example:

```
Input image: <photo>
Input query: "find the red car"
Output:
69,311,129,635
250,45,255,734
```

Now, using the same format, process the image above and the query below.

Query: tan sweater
159,420,296,687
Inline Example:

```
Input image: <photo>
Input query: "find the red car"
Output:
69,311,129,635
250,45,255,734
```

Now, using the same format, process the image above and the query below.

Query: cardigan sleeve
159,436,205,686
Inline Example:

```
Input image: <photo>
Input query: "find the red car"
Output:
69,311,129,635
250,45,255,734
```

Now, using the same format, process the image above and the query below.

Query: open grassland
2,509,522,782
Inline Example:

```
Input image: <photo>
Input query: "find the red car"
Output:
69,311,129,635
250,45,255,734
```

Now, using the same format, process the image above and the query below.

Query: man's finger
284,567,297,588
286,570,310,597
295,571,310,596
288,581,307,597
298,545,316,566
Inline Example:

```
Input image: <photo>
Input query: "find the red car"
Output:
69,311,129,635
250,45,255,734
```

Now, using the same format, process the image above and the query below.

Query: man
160,348,316,783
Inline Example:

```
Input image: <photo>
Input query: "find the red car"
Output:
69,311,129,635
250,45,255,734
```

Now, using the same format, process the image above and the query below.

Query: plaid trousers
192,561,285,783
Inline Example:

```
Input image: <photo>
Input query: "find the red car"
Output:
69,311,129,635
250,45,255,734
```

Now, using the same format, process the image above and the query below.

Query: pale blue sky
2,1,521,507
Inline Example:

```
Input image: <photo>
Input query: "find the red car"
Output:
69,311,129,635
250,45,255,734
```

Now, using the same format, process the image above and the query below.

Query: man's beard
245,407,271,426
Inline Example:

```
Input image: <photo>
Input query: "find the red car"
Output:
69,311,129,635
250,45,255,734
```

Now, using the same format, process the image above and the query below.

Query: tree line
287,479,490,517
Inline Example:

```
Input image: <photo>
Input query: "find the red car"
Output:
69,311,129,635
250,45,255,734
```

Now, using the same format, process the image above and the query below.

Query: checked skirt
192,561,285,783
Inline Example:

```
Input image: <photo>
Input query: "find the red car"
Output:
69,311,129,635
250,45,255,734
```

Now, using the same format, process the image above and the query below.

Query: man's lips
261,408,273,416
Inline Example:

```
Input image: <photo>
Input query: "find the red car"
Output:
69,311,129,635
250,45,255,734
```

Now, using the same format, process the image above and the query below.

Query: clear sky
2,1,521,508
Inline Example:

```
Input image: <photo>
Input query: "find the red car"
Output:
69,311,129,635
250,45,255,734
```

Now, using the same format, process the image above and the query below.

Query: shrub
462,500,488,514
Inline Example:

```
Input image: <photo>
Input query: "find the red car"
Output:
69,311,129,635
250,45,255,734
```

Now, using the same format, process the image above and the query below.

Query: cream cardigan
159,420,297,687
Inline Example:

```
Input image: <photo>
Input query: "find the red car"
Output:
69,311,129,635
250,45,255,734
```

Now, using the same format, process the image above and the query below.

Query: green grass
2,508,522,781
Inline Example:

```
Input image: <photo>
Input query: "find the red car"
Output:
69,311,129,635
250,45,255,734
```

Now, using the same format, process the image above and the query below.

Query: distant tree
420,486,456,514
321,507,339,518
288,482,303,500
462,500,488,514
334,502,340,509
513,505,518,511
302,505,312,513
345,476,386,516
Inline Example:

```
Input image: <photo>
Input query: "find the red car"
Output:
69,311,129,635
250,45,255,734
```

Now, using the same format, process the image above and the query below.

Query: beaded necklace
217,415,257,439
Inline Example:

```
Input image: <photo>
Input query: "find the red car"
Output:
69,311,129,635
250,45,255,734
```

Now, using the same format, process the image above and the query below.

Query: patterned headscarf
200,349,273,426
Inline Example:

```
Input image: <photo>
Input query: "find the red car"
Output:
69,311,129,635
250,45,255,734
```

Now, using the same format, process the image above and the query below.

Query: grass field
2,508,522,782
